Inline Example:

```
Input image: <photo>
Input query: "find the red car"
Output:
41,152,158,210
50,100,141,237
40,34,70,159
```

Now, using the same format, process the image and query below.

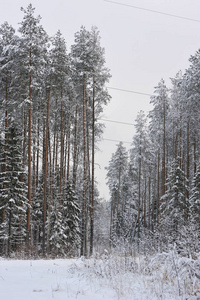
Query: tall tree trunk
27,49,32,245
194,139,197,175
186,118,190,199
109,198,115,249
72,105,78,188
157,152,160,225
66,126,71,182
47,129,52,255
2,70,9,223
65,97,71,184
36,106,40,189
85,103,91,257
90,77,95,256
60,92,64,208
144,176,147,228
161,98,166,198
148,175,151,230
32,117,36,199
52,99,57,177
117,170,121,215
43,81,51,254
81,75,87,256
138,150,141,241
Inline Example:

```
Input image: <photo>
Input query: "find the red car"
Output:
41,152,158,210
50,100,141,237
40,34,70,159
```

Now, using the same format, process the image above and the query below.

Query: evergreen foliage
0,122,28,256
0,4,200,260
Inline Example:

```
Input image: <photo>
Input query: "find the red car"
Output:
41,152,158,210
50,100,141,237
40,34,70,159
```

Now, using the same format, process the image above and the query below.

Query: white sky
1,0,200,200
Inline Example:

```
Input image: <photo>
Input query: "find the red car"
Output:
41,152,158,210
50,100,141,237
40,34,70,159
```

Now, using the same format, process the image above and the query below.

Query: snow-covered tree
160,158,189,251
148,79,169,223
130,110,152,241
106,142,128,247
63,183,81,256
0,122,28,256
49,183,80,257
18,4,49,243
71,26,111,256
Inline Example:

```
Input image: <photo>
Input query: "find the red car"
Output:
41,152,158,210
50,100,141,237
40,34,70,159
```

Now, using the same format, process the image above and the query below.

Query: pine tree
130,110,152,243
18,4,49,244
71,26,111,256
148,79,169,223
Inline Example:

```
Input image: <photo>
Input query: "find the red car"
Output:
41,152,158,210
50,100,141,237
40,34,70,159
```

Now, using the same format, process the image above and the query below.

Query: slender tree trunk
65,97,71,184
148,175,151,230
72,105,78,188
179,116,182,168
52,99,57,176
66,126,71,182
47,129,52,255
186,118,190,199
43,81,51,254
36,107,40,189
144,176,147,228
60,92,64,208
2,70,9,223
32,117,36,199
194,139,197,175
27,49,32,245
138,150,141,241
117,170,121,214
63,130,67,183
175,133,178,160
90,77,95,256
85,103,91,256
81,75,87,256
22,111,27,171
55,133,58,184
161,98,166,198
109,201,114,249
157,152,160,225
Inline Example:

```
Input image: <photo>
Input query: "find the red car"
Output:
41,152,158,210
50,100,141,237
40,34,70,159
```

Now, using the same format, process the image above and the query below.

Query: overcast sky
1,0,200,200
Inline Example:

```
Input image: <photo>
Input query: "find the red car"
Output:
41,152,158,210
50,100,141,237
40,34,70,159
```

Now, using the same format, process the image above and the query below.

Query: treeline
0,4,111,257
106,52,200,256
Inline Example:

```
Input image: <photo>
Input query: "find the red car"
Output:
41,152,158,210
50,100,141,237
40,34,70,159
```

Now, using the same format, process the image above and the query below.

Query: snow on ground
0,253,199,300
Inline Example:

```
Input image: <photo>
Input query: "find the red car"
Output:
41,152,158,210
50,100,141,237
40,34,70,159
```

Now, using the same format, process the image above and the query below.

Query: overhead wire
99,118,135,126
102,138,132,144
104,0,200,23
102,0,200,146
107,86,153,96
99,88,150,143
99,119,134,144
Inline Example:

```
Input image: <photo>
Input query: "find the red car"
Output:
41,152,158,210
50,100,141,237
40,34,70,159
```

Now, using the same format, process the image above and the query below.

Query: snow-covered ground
0,252,200,300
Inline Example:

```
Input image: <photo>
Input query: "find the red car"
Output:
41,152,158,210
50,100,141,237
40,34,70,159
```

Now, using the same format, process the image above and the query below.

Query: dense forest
0,4,200,260
0,4,111,257
107,69,200,257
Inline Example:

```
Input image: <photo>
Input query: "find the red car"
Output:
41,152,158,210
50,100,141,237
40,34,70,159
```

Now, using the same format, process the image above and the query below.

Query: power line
107,86,153,96
102,138,132,144
99,118,134,126
104,0,200,23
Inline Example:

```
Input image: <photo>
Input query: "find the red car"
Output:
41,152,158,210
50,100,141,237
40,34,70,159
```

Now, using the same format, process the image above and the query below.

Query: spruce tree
189,168,200,253
63,183,81,256
160,158,189,251
49,183,80,257
0,122,28,256
106,142,128,248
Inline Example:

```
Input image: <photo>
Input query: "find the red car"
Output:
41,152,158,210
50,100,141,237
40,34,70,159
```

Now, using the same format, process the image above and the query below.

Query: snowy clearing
1,253,200,300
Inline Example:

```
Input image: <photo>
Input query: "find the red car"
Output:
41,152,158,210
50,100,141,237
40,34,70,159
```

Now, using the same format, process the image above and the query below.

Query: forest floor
0,252,200,300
